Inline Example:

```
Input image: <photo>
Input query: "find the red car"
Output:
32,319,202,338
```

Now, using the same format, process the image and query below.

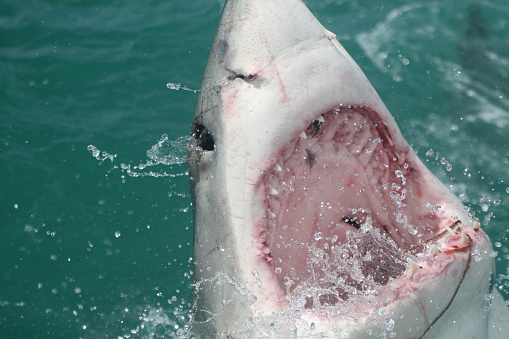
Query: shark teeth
316,115,325,123
407,258,421,277
273,163,282,172
393,150,400,160
299,132,307,139
445,225,456,237
387,136,394,147
461,230,469,246
268,210,276,219
267,184,278,196
429,244,441,257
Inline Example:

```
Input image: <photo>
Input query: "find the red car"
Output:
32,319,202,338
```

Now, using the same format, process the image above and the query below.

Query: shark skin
187,0,509,338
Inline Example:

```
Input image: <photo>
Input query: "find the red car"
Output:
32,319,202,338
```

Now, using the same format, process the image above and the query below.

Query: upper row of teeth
268,114,328,214
267,184,278,196
298,114,397,158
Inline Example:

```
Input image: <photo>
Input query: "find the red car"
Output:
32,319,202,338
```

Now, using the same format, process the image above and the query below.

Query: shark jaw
261,105,450,298
188,0,503,338
256,103,483,313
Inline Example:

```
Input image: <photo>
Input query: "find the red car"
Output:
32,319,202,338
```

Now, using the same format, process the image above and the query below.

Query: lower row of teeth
406,220,476,277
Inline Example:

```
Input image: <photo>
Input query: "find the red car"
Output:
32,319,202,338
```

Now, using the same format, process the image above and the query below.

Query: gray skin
187,0,509,337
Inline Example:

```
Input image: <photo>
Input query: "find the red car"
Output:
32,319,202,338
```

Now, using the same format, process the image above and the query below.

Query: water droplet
473,247,483,262
167,82,181,90
440,157,452,171
407,224,418,235
384,318,395,331
314,232,323,241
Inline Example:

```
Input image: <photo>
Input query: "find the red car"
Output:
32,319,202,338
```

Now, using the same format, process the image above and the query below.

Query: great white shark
187,0,509,337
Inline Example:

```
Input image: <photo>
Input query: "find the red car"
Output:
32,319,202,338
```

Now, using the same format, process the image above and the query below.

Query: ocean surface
1,0,508,337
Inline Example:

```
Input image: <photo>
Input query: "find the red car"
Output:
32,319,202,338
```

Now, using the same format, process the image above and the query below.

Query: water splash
87,145,117,164
88,134,192,179
285,217,409,318
116,304,193,339
143,134,191,168
166,82,199,93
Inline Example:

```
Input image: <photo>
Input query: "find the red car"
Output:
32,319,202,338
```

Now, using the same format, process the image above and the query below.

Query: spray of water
88,134,193,179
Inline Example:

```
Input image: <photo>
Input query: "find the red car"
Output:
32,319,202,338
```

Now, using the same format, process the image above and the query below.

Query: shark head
187,0,502,337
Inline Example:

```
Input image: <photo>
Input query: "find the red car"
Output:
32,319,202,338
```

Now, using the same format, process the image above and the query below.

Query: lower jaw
260,219,475,315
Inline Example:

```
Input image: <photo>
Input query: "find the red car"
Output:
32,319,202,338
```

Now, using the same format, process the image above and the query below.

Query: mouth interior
262,106,441,306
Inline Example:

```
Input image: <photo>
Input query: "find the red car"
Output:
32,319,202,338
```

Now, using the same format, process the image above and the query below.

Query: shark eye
192,123,215,151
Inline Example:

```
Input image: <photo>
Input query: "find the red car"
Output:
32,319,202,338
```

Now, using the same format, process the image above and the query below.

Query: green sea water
1,0,508,338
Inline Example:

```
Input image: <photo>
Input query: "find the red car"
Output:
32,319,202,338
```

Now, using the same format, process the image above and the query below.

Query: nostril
228,73,257,81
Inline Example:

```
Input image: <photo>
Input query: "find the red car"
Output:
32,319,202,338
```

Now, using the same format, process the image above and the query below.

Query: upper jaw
197,0,399,170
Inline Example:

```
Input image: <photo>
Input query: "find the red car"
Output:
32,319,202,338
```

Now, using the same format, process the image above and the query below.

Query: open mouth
260,105,451,307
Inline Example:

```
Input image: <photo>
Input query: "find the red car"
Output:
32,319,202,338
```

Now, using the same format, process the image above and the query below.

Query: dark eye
192,123,215,151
